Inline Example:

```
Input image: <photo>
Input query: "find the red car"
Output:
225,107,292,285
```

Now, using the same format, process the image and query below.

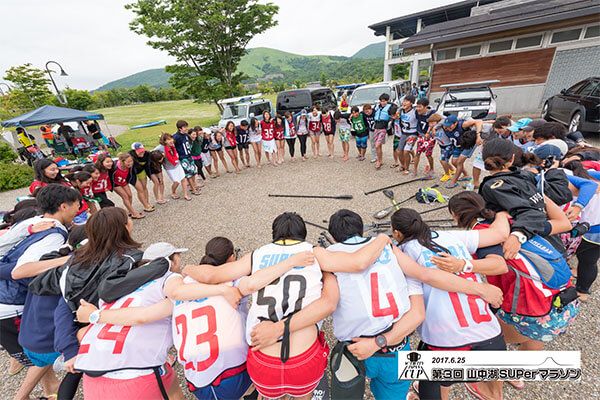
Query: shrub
0,162,33,192
0,143,17,163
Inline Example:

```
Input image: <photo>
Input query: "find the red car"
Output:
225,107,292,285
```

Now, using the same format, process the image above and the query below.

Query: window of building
459,45,481,57
488,40,513,53
515,35,542,49
584,25,600,39
551,28,583,44
436,48,456,61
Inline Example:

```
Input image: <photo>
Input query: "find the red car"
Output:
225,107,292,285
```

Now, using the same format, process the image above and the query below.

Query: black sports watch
375,334,388,349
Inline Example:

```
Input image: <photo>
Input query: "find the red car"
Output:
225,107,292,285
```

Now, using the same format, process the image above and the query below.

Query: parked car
348,80,411,112
335,83,366,99
435,80,498,120
542,77,600,133
217,94,272,127
276,87,337,116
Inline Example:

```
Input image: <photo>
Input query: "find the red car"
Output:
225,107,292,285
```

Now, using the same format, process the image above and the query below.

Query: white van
217,94,272,128
348,80,412,112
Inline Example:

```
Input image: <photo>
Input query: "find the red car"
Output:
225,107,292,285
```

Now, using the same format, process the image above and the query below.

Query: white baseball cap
143,242,188,260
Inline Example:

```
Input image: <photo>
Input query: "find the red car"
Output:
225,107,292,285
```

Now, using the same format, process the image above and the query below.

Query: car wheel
541,102,551,121
568,112,581,133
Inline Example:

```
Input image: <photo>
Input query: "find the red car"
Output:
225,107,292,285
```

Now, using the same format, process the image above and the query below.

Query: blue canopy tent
1,105,104,127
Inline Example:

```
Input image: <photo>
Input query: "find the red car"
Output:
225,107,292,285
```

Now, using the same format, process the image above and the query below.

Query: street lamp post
0,82,11,96
45,61,68,105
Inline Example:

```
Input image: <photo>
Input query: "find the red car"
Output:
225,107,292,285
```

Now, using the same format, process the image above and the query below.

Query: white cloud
0,0,458,90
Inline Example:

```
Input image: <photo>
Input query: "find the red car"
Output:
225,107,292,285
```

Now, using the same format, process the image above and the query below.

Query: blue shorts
191,369,252,400
22,348,60,367
440,145,454,161
496,301,580,343
364,341,411,400
452,146,475,159
355,135,368,149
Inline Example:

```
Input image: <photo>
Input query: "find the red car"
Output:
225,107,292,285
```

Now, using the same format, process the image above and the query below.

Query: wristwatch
375,334,388,349
510,231,527,244
462,259,474,273
89,310,101,324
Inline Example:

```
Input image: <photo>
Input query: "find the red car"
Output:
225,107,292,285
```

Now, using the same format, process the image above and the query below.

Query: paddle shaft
269,194,353,200
364,177,424,195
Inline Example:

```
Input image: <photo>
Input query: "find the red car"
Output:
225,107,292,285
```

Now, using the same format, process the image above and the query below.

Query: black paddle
305,220,328,230
419,204,448,215
269,194,353,200
364,177,425,195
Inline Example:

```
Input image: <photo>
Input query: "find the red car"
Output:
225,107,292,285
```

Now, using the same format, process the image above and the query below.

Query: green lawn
93,95,277,150
92,99,221,150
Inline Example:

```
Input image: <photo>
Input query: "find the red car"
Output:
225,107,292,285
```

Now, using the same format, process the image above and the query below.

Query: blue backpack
0,227,68,305
516,234,571,290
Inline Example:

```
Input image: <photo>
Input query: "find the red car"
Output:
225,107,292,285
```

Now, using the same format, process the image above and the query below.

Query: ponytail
201,237,235,266
391,208,449,254
448,192,496,229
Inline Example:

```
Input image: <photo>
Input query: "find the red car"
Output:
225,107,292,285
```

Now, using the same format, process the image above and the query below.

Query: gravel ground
0,133,598,400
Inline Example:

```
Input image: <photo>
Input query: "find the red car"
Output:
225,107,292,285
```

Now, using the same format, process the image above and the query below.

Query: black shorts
418,334,506,390
0,316,34,367
225,145,236,151
323,131,335,136
237,143,249,151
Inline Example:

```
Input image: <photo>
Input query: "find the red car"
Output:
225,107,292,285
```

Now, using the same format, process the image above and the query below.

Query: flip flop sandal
184,196,192,201
508,380,525,390
171,194,180,200
143,207,155,212
192,190,202,195
390,163,399,168
156,200,168,204
8,363,25,376
464,382,493,400
459,177,472,182
131,214,145,219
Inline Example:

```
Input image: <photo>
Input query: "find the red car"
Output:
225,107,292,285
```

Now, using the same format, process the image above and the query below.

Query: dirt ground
0,134,598,399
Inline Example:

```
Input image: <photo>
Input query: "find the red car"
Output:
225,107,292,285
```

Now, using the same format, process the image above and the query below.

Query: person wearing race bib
260,111,278,167
248,117,263,168
236,120,251,169
443,115,483,189
323,209,506,400
361,104,377,163
284,112,297,161
92,154,116,208
274,115,286,165
224,121,242,174
413,98,436,179
321,108,336,158
372,93,398,170
183,213,393,400
295,110,310,161
308,106,323,158
392,208,510,400
396,95,418,175
447,192,578,391
334,111,351,162
350,106,369,161
111,153,146,219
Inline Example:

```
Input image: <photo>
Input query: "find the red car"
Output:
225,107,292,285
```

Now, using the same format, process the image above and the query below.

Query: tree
3,64,53,110
62,88,94,110
126,0,278,106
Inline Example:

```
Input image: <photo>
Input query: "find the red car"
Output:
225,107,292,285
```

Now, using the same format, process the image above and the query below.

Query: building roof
368,0,502,37
401,0,600,49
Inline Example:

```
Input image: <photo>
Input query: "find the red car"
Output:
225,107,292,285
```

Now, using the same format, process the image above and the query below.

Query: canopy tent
1,105,104,128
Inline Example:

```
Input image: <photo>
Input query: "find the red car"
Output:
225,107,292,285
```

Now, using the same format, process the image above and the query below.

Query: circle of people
0,93,599,400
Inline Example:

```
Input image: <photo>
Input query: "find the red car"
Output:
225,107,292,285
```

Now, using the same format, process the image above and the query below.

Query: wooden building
370,0,600,113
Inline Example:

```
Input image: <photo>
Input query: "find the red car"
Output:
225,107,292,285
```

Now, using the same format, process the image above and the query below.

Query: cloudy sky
0,0,458,90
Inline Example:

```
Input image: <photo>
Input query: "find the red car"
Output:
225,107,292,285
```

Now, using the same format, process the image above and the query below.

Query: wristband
462,259,474,273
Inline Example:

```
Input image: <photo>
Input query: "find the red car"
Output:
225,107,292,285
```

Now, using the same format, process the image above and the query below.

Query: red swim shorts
246,332,329,399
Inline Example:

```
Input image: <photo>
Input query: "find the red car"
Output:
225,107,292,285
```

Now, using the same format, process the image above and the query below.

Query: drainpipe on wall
428,43,435,98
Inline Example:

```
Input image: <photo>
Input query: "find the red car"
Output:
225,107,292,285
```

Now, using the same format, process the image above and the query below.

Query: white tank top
172,276,248,388
75,273,173,373
400,231,501,347
328,238,410,341
246,241,322,344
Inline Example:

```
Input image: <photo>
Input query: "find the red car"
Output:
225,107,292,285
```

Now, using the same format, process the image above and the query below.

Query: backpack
512,234,571,290
0,227,68,305
415,187,447,204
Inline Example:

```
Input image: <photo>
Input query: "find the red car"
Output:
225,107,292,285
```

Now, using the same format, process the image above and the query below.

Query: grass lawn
93,95,277,150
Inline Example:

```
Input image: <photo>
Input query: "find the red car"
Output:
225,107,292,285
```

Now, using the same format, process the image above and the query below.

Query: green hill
351,42,385,59
96,43,384,91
